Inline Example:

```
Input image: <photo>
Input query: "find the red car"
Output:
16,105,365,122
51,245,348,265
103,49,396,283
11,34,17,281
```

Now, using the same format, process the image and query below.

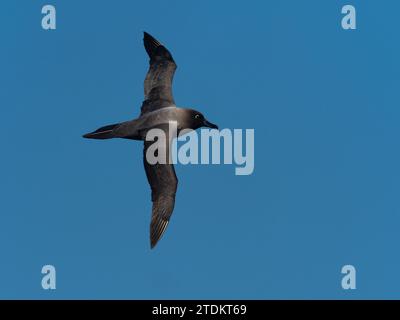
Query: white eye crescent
195,114,200,119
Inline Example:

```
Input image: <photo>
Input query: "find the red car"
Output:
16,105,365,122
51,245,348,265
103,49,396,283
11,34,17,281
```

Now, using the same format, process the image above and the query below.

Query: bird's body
83,32,217,248
85,106,206,140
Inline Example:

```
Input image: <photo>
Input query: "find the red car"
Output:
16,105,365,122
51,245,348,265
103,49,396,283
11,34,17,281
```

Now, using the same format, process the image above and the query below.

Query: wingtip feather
150,218,169,249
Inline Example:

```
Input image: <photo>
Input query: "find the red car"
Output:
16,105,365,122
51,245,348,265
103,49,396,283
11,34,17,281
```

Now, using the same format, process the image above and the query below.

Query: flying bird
83,32,218,249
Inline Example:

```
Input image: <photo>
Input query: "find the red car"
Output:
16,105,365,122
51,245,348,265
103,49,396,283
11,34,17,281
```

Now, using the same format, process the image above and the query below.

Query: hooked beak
203,119,218,130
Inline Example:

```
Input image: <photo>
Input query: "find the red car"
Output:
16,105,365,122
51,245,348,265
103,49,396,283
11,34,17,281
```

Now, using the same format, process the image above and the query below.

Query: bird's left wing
143,126,178,248
141,32,177,115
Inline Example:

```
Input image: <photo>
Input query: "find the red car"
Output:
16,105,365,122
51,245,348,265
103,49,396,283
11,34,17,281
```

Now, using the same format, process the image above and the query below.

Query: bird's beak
203,119,218,130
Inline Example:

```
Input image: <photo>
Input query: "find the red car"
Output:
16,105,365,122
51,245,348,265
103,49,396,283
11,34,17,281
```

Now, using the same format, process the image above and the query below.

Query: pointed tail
82,123,120,140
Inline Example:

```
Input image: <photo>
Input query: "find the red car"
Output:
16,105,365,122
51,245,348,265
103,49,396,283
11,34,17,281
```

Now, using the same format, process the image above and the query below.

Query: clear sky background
1,0,399,299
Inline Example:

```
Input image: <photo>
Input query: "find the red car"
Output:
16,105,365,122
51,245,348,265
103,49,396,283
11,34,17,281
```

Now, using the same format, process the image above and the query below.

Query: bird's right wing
141,32,177,115
143,125,178,248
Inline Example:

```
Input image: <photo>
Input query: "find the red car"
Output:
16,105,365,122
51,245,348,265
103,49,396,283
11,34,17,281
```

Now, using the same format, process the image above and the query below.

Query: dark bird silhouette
83,32,218,249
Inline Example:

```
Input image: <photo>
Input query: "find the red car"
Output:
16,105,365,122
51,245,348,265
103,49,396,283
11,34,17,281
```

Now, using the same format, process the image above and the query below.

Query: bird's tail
82,123,120,139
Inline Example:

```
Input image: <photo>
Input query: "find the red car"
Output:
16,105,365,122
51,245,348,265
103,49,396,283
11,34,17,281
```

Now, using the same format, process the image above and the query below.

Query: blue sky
1,0,400,299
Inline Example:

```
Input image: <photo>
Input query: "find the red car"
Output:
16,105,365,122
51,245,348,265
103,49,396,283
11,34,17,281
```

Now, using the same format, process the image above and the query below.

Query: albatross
83,32,218,249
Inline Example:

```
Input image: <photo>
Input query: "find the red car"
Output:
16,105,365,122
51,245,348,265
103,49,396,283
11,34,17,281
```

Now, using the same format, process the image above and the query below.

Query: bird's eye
195,114,201,119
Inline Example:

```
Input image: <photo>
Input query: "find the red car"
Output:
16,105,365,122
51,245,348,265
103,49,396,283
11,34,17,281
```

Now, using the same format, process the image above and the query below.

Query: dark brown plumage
83,32,218,248
142,32,177,115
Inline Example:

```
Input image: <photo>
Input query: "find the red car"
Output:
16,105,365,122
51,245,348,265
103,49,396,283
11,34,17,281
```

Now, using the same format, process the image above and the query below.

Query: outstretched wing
141,32,177,115
143,126,178,248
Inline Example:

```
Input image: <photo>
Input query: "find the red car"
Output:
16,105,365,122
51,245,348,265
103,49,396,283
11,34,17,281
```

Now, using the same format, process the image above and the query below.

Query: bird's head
183,109,218,131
